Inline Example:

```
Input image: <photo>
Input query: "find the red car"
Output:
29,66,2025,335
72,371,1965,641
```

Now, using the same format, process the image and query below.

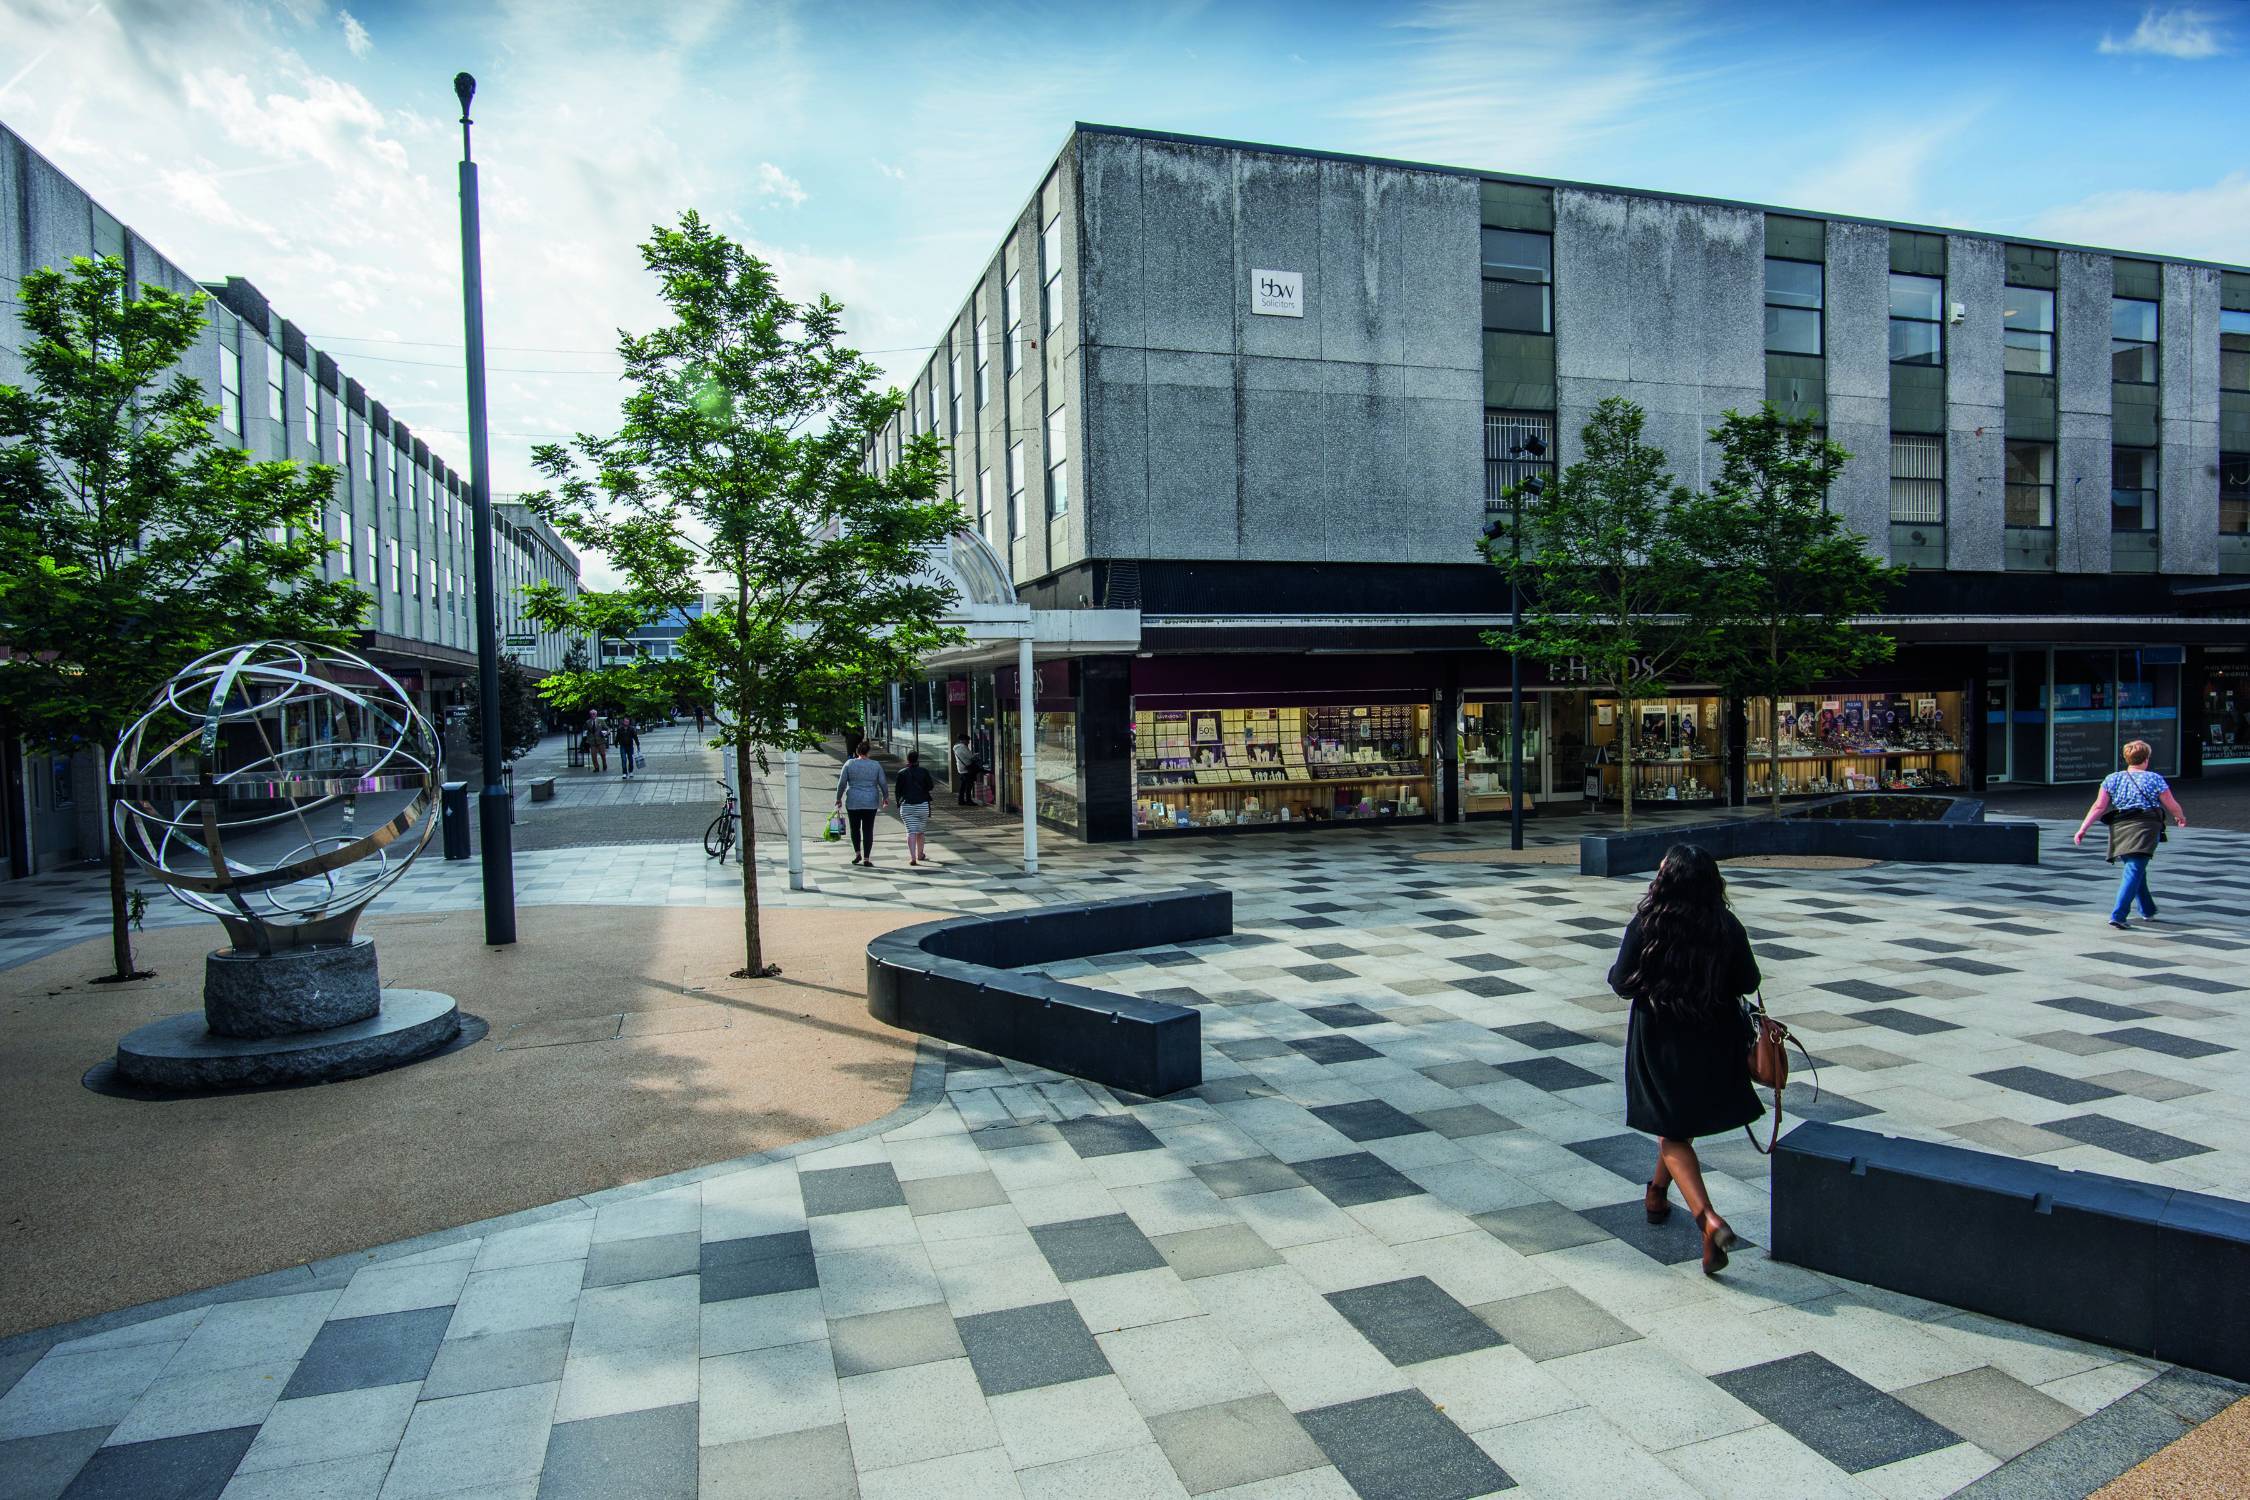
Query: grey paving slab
53,1425,258,1500
0,1426,107,1500
956,1302,1111,1397
800,1164,907,1217
282,1307,453,1400
1296,1389,1513,1500
1324,1279,1504,1368
1469,1287,1639,1363
419,1326,573,1402
1712,1352,1958,1473
1190,1157,1307,1199
582,1232,701,1289
1147,1394,1327,1495
1895,1365,2083,1461
1029,1215,1167,1283
1470,1202,1610,1256
535,1401,697,1500
828,1303,967,1378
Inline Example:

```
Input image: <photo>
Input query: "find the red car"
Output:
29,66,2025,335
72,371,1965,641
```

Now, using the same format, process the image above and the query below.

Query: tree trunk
1767,691,1783,818
102,734,139,980
1619,689,1635,832
735,734,768,976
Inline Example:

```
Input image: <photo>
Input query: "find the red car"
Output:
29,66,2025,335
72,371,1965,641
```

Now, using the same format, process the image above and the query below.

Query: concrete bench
866,889,1222,1097
1773,1121,2250,1382
529,777,557,803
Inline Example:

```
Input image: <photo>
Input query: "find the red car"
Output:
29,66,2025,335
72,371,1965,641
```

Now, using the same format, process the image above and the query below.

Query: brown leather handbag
1744,995,1816,1155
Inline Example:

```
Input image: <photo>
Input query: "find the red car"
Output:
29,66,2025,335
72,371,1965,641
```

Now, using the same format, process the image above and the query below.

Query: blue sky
2,0,2244,580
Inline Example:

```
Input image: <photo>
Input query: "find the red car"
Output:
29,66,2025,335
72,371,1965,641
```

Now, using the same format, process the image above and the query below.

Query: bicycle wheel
704,810,735,862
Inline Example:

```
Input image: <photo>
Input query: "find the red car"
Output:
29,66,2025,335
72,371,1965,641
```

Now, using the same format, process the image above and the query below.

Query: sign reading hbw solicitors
1251,269,1303,317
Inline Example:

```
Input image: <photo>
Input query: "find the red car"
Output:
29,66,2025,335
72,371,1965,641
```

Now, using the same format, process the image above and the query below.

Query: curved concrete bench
866,888,1224,1097
1580,795,2038,877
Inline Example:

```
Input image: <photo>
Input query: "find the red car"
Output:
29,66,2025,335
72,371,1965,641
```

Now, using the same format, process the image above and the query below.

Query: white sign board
1250,269,1303,317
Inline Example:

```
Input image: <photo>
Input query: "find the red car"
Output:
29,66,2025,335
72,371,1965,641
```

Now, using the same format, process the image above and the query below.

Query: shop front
2195,649,2249,771
1982,646,2183,782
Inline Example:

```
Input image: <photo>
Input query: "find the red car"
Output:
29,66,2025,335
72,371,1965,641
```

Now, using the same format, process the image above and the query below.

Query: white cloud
755,161,806,206
2098,7,2226,58
2027,173,2250,262
1783,111,1981,221
871,158,906,181
339,8,370,57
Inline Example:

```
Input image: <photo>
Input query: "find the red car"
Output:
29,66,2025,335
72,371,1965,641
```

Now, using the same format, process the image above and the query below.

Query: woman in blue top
2072,740,2188,930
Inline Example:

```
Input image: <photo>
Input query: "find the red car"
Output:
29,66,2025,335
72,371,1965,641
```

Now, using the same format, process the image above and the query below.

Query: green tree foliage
523,212,962,975
1482,397,1713,830
0,257,363,979
1685,405,1902,815
464,653,547,761
520,587,686,726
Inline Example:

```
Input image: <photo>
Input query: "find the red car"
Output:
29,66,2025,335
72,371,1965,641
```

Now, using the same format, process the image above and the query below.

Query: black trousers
846,808,877,857
956,764,979,804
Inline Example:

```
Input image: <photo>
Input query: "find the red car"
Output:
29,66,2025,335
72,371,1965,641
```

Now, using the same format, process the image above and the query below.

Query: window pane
1889,320,1942,365
1041,216,1061,278
2111,341,2155,383
2221,345,2250,393
1765,258,1823,310
2005,442,2054,487
1764,305,1821,355
2002,288,2054,333
1483,279,1551,333
2111,297,2158,342
2005,486,2053,526
1480,228,1550,282
1889,434,1945,523
2113,448,2154,491
1888,274,1942,321
2003,330,2054,375
2225,310,2250,336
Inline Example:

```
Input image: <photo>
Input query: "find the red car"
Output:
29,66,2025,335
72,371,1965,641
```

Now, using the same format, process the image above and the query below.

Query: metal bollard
442,780,471,859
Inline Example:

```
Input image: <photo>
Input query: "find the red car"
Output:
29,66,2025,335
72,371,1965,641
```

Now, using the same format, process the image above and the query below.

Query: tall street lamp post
454,71,515,945
1505,434,1547,852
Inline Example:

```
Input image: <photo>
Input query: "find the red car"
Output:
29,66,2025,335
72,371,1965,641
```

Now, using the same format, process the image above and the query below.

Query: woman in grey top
835,744,890,866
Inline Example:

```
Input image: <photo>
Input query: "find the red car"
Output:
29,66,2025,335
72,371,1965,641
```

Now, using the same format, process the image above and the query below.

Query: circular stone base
115,990,460,1092
206,939,380,1038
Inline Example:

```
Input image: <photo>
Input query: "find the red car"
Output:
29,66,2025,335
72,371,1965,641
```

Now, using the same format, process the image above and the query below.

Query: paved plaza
1,778,2246,1498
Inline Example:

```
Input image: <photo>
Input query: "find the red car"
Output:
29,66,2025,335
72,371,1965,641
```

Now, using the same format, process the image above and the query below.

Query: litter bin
441,780,471,860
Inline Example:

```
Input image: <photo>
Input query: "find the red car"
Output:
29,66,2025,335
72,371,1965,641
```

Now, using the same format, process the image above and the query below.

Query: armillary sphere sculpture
104,642,462,1091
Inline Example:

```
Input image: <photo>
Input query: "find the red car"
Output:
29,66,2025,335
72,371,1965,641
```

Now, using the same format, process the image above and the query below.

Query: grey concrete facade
1944,236,2009,573
875,124,2250,596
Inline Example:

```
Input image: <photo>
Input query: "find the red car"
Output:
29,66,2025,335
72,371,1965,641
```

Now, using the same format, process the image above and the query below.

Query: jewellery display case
1588,695,1726,804
1460,699,1541,813
1133,703,1433,833
1743,690,1966,797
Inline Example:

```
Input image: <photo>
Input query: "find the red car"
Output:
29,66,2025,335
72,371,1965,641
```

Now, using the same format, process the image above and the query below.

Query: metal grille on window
1484,411,1554,513
1888,434,1944,523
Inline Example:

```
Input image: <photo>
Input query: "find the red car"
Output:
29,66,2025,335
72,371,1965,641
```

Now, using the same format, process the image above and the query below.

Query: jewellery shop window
1461,698,1543,812
1589,696,1725,805
1133,704,1433,833
1745,690,1966,796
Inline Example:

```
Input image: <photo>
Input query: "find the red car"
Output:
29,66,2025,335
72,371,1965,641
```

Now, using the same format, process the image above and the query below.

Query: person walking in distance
896,751,936,866
2073,739,2188,930
614,716,641,781
1607,844,1762,1277
585,710,609,773
835,742,889,867
952,735,976,806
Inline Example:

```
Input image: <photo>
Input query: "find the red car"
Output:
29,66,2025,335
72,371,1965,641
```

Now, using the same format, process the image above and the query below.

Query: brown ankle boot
1644,1178,1672,1225
1698,1210,1737,1277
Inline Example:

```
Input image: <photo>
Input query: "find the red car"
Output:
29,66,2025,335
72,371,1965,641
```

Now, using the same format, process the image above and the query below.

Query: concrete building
0,121,581,875
870,123,2250,842
494,500,584,675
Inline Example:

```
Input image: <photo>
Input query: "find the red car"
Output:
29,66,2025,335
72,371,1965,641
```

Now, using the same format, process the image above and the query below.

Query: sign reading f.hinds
1251,268,1304,317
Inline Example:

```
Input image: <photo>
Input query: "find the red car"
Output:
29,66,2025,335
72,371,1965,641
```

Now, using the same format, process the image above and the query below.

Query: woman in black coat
1607,844,1762,1275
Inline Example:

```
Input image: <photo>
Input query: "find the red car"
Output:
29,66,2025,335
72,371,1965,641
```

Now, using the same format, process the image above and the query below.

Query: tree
1685,404,1902,814
0,257,364,980
523,588,691,726
524,212,962,976
465,654,546,761
1482,398,1713,830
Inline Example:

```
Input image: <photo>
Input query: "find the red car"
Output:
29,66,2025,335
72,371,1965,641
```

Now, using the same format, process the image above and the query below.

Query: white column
1018,632,1038,874
784,717,804,890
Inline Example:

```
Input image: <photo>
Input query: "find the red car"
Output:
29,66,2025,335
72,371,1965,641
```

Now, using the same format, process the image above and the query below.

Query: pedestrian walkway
3,801,2246,1496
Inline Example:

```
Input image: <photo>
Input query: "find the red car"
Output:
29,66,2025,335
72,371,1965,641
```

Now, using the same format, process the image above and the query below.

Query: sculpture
104,643,461,1091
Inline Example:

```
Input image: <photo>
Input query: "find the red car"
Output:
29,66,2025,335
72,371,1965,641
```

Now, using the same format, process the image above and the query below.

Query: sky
2,0,2245,587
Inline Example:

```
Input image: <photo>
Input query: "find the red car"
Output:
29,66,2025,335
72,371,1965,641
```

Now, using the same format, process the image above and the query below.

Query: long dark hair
1620,844,1738,1018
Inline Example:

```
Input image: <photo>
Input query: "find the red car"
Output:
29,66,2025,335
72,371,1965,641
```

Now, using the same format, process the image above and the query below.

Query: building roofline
1072,121,2250,276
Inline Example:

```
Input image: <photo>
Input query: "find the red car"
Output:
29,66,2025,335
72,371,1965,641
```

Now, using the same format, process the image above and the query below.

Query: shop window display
1461,699,1542,812
1034,711,1082,828
1745,691,1965,796
1133,704,1432,832
2204,665,2250,766
1588,695,1726,804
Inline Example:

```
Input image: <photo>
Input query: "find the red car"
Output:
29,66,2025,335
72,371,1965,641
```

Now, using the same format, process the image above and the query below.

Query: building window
1041,213,1063,334
390,442,404,501
2223,453,2250,535
386,536,400,593
303,372,319,452
1483,410,1553,513
2004,286,2055,374
1889,433,1945,523
1888,274,1943,366
975,316,990,406
2111,297,2158,384
356,419,372,482
218,340,244,436
1481,229,1551,334
950,351,963,433
429,557,438,603
265,344,285,426
928,370,941,432
1045,406,1067,519
364,526,377,585
341,513,354,576
2112,448,2157,531
1007,441,1025,539
977,467,993,536
335,404,347,473
1764,259,1823,355
2005,441,2055,527
1003,272,1023,377
2221,310,2250,392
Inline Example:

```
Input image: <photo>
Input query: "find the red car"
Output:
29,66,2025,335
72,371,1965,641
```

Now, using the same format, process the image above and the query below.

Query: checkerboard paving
4,807,2248,1497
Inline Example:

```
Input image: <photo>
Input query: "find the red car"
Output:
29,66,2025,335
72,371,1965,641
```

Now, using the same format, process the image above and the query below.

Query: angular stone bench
1773,1121,2250,1382
529,776,557,802
865,889,1222,1097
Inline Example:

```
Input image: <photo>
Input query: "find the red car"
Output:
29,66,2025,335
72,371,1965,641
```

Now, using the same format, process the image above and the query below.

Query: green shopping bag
822,812,846,842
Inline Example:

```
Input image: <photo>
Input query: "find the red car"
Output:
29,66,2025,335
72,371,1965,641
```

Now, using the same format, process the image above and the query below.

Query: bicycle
705,778,739,863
